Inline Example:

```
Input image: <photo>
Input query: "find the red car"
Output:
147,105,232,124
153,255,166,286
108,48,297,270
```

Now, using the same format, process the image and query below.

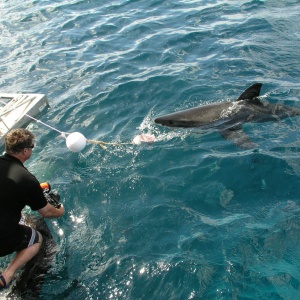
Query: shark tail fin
236,83,262,101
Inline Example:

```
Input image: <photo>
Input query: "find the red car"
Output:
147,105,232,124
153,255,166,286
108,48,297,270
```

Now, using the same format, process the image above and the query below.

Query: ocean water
1,0,300,299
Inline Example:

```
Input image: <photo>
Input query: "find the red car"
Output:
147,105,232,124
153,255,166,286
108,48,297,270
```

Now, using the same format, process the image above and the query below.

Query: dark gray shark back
154,83,263,128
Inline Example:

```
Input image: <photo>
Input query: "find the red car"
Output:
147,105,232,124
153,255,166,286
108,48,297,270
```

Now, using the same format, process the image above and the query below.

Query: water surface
1,0,300,299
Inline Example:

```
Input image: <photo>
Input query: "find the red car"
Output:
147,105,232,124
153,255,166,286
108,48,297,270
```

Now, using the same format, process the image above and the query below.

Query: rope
86,139,133,150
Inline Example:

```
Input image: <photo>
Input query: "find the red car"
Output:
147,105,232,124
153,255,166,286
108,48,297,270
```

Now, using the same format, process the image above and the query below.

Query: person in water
0,128,65,289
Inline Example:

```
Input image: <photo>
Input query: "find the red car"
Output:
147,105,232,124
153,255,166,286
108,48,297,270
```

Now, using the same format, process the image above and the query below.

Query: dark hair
5,128,35,154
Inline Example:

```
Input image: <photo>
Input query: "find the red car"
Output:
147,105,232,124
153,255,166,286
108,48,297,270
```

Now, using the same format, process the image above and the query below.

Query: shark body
154,83,300,148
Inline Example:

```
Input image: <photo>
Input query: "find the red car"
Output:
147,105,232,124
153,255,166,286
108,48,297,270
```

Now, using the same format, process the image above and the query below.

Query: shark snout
154,117,174,126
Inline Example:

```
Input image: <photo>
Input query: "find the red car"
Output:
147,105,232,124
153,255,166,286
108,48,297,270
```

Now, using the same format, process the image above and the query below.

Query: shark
154,83,300,148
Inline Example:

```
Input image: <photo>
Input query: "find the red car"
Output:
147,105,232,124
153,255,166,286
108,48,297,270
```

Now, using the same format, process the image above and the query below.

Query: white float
66,132,87,152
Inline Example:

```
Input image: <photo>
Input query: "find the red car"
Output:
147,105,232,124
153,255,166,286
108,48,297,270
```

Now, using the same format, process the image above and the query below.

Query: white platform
0,93,49,147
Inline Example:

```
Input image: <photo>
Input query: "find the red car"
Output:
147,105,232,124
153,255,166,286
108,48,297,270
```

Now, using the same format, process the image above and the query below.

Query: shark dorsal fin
236,83,262,101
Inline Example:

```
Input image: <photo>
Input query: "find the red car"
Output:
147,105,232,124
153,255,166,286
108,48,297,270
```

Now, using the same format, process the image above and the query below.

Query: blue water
1,0,300,299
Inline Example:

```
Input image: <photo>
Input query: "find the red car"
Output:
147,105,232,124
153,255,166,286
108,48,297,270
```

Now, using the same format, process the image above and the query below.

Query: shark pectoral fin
219,127,258,149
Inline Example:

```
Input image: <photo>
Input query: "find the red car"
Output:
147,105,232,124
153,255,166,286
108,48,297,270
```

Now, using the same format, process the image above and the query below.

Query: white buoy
66,132,87,152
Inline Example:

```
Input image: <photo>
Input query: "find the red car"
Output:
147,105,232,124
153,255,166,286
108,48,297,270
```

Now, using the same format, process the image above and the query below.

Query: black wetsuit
0,154,47,256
